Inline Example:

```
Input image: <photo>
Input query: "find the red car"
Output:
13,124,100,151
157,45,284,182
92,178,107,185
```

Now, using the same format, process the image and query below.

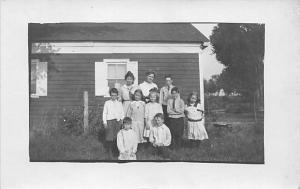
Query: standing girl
119,71,138,115
144,91,163,139
184,92,208,147
126,89,146,144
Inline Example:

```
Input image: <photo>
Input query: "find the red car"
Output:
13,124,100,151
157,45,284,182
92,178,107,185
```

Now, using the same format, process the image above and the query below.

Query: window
30,59,48,98
95,59,138,96
107,63,127,89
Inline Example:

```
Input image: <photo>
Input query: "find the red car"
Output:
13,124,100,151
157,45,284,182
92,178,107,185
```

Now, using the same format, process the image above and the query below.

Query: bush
88,105,105,140
60,106,84,136
59,105,104,136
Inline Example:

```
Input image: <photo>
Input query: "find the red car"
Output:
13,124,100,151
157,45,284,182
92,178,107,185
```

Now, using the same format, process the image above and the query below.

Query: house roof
29,23,209,43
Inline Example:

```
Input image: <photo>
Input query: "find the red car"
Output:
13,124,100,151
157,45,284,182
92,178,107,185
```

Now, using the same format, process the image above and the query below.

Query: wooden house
29,23,209,128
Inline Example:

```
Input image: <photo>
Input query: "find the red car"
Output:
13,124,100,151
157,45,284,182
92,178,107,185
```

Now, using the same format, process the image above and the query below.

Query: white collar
173,96,180,101
157,124,165,129
123,84,133,89
143,81,154,85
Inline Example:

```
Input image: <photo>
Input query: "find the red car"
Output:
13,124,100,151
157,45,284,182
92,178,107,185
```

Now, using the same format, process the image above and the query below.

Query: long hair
187,92,200,107
132,89,144,101
149,90,159,103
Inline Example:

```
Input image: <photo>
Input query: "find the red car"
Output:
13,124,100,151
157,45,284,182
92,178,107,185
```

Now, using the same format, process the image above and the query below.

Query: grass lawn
30,112,264,163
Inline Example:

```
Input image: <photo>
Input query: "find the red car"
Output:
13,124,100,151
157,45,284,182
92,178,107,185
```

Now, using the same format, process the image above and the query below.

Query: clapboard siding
30,53,200,124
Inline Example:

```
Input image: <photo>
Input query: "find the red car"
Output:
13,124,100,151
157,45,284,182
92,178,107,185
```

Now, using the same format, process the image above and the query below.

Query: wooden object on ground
213,122,231,128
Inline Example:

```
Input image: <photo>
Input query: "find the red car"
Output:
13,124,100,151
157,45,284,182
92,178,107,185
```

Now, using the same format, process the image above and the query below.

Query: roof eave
30,40,207,44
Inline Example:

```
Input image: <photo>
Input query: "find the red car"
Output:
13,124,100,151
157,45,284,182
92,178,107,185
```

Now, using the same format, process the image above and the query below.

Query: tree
210,23,264,120
217,69,236,95
204,75,220,95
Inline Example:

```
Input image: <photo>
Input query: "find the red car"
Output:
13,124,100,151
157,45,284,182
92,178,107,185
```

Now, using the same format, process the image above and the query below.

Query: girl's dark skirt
105,119,121,141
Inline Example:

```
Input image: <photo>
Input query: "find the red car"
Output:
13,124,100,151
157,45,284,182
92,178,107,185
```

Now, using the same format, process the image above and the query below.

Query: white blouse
127,101,145,120
185,103,204,120
149,124,171,146
102,99,124,124
159,85,175,105
139,81,158,97
145,102,163,121
117,129,138,154
119,84,138,101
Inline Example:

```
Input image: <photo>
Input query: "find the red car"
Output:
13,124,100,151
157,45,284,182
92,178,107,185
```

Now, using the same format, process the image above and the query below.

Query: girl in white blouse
144,91,163,139
184,92,208,147
126,89,146,144
117,117,138,160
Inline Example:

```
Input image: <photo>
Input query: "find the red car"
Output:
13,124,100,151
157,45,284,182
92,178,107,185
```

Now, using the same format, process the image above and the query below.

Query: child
126,89,146,144
167,87,185,148
144,91,163,139
149,113,172,159
159,75,175,126
117,117,138,160
185,92,208,147
102,88,124,158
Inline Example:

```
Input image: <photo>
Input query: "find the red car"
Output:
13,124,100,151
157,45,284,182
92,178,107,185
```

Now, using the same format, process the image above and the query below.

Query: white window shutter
127,61,138,85
30,59,38,95
95,62,108,96
36,62,48,96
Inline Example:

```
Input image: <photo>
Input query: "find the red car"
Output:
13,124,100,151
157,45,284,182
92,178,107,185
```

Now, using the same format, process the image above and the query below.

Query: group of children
102,71,208,160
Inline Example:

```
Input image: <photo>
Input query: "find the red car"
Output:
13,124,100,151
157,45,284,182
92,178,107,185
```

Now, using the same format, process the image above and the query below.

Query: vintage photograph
29,22,264,163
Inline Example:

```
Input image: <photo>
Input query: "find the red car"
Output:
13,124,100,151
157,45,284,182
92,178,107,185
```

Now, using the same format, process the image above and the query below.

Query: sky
192,24,225,79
